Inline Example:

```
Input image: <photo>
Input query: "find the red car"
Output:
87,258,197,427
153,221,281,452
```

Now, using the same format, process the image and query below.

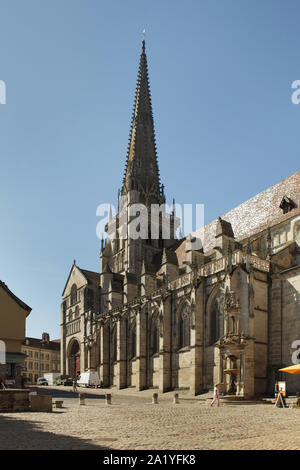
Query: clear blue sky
0,0,299,339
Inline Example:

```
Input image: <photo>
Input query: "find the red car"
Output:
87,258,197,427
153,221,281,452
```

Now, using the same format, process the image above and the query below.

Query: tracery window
70,284,77,305
178,305,190,349
111,326,117,363
150,315,160,355
210,291,224,344
130,322,136,359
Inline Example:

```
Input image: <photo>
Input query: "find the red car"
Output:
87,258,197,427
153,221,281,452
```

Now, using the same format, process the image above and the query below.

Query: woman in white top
210,383,220,407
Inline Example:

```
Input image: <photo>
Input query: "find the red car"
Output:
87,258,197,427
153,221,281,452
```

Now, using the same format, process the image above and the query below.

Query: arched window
70,284,77,305
85,288,94,309
178,306,190,349
210,292,224,344
130,323,136,359
111,327,117,363
75,306,80,318
151,316,160,355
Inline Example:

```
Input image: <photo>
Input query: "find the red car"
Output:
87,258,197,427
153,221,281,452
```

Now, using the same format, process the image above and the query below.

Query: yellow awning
279,364,300,374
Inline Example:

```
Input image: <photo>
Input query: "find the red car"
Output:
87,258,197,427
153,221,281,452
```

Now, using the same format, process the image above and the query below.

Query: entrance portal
68,340,80,379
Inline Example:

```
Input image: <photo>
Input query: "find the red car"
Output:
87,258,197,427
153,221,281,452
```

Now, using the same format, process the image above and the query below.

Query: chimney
42,332,50,344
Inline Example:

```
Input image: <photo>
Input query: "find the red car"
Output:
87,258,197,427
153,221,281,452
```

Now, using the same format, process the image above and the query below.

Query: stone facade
0,390,30,412
61,40,300,397
21,333,60,384
60,263,100,378
0,281,31,388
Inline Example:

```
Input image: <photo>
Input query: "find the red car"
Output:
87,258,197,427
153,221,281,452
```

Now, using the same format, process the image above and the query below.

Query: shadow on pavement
39,386,106,400
0,413,111,450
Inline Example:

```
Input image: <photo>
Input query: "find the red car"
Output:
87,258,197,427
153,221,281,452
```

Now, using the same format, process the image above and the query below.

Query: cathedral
60,40,300,398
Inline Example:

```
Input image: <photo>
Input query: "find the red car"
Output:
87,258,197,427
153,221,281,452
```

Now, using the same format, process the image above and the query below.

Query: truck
77,371,100,388
55,375,73,386
43,373,60,386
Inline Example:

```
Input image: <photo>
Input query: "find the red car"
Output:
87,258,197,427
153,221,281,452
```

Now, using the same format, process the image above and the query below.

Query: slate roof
79,269,99,287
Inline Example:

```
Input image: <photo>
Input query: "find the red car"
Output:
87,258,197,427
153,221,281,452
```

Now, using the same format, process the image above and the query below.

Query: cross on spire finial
142,29,146,52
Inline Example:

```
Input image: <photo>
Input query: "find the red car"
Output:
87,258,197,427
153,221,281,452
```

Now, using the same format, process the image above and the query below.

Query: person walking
210,383,220,407
72,378,78,393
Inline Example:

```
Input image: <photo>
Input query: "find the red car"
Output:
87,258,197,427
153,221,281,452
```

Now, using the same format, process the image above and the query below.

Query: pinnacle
121,40,162,204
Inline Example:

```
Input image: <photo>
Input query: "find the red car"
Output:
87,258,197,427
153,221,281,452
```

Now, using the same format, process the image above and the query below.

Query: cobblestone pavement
1,386,300,450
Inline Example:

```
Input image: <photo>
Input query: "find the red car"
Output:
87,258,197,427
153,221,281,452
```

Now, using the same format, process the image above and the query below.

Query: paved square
1,386,300,450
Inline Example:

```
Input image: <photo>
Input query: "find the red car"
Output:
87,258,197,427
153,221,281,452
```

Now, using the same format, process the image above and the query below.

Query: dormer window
279,196,297,214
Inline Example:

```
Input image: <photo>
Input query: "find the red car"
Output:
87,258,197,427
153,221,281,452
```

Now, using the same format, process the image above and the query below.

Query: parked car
77,371,100,388
37,377,48,386
55,375,73,386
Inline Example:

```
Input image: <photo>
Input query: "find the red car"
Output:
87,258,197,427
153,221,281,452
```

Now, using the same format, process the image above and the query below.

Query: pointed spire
178,225,183,240
122,38,162,205
172,198,176,216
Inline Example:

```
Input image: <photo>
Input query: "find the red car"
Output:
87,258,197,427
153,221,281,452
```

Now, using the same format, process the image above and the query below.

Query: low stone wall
30,395,52,412
0,390,30,411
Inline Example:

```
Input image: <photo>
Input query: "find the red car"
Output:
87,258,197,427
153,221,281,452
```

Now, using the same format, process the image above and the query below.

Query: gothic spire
122,39,163,206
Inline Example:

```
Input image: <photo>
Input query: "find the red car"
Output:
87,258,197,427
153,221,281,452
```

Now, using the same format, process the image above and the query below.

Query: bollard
79,393,85,405
106,393,112,405
152,393,158,404
173,393,179,404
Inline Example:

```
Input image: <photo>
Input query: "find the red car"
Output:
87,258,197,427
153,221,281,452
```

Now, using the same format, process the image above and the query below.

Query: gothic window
178,306,190,349
210,292,224,344
130,323,136,359
70,284,77,305
75,306,80,318
111,327,117,363
85,288,94,310
151,316,159,355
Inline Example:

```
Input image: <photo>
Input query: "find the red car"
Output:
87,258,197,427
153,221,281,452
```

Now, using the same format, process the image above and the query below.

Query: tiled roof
22,337,60,351
195,171,300,254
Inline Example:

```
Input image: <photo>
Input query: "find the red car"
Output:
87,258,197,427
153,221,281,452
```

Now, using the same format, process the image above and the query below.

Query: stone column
60,303,67,375
87,347,91,370
244,339,255,398
159,295,172,393
189,283,204,395
136,308,147,391
268,275,282,392
80,312,85,373
116,316,127,389
99,322,110,387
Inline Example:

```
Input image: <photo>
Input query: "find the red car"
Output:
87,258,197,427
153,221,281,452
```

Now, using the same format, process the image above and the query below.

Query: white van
77,371,100,388
37,377,48,386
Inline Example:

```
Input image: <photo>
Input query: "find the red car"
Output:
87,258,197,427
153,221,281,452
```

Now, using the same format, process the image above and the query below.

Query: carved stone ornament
159,313,164,337
217,332,248,347
224,290,239,312
190,303,196,330
161,290,171,302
